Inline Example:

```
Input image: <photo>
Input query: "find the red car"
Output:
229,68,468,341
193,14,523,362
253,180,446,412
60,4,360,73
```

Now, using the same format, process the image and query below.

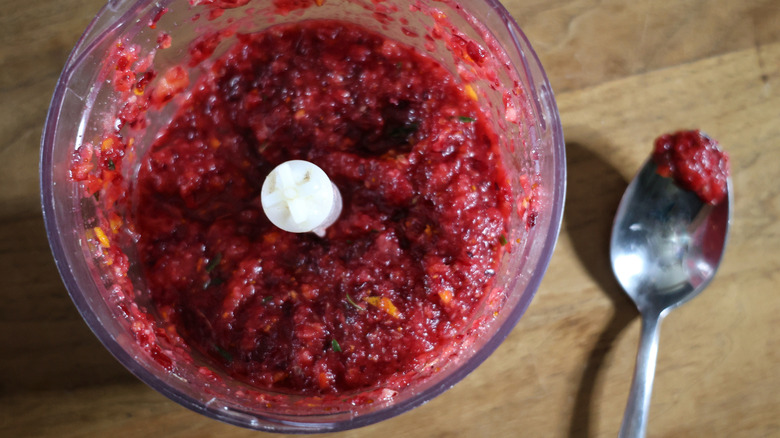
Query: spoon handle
618,310,664,438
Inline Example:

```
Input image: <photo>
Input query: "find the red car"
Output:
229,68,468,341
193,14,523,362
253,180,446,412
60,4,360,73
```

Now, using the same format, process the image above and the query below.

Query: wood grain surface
1,0,779,437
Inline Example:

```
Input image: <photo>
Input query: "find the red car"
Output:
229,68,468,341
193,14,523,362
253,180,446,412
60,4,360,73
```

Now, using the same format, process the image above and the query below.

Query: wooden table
2,0,779,436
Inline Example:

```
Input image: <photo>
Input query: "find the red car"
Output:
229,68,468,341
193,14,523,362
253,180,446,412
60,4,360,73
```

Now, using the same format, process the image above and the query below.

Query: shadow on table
0,211,137,397
561,137,638,438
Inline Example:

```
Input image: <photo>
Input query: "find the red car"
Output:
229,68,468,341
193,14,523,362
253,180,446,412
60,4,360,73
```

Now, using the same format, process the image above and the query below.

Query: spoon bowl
611,159,732,438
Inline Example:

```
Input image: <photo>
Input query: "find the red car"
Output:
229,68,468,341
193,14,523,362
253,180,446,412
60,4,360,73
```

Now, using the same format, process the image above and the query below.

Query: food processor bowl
41,0,565,432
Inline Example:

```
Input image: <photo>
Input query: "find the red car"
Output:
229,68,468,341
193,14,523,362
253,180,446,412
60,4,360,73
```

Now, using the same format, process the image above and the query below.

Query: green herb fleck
206,253,222,272
107,159,116,170
262,296,272,304
498,234,508,246
215,345,233,362
331,339,342,352
346,293,366,311
395,62,403,70
458,116,476,123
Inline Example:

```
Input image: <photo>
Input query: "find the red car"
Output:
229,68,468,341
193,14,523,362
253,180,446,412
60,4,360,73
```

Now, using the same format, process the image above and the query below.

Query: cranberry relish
133,20,513,394
653,130,730,205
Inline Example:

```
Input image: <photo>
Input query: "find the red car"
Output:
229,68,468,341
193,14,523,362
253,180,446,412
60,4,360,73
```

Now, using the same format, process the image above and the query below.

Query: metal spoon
610,159,732,438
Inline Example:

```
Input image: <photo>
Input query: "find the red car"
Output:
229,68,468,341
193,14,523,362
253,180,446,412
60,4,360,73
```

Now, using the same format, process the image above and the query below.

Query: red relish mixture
132,20,512,394
653,130,730,205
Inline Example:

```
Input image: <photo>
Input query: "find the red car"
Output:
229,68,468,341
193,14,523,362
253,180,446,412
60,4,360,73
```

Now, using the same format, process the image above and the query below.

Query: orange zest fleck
438,288,453,305
464,84,478,101
94,226,110,248
363,296,400,318
317,371,330,389
101,137,116,151
108,213,123,234
263,231,279,244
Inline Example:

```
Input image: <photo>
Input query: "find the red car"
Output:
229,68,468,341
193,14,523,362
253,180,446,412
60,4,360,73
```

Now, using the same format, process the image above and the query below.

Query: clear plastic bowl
41,0,565,432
